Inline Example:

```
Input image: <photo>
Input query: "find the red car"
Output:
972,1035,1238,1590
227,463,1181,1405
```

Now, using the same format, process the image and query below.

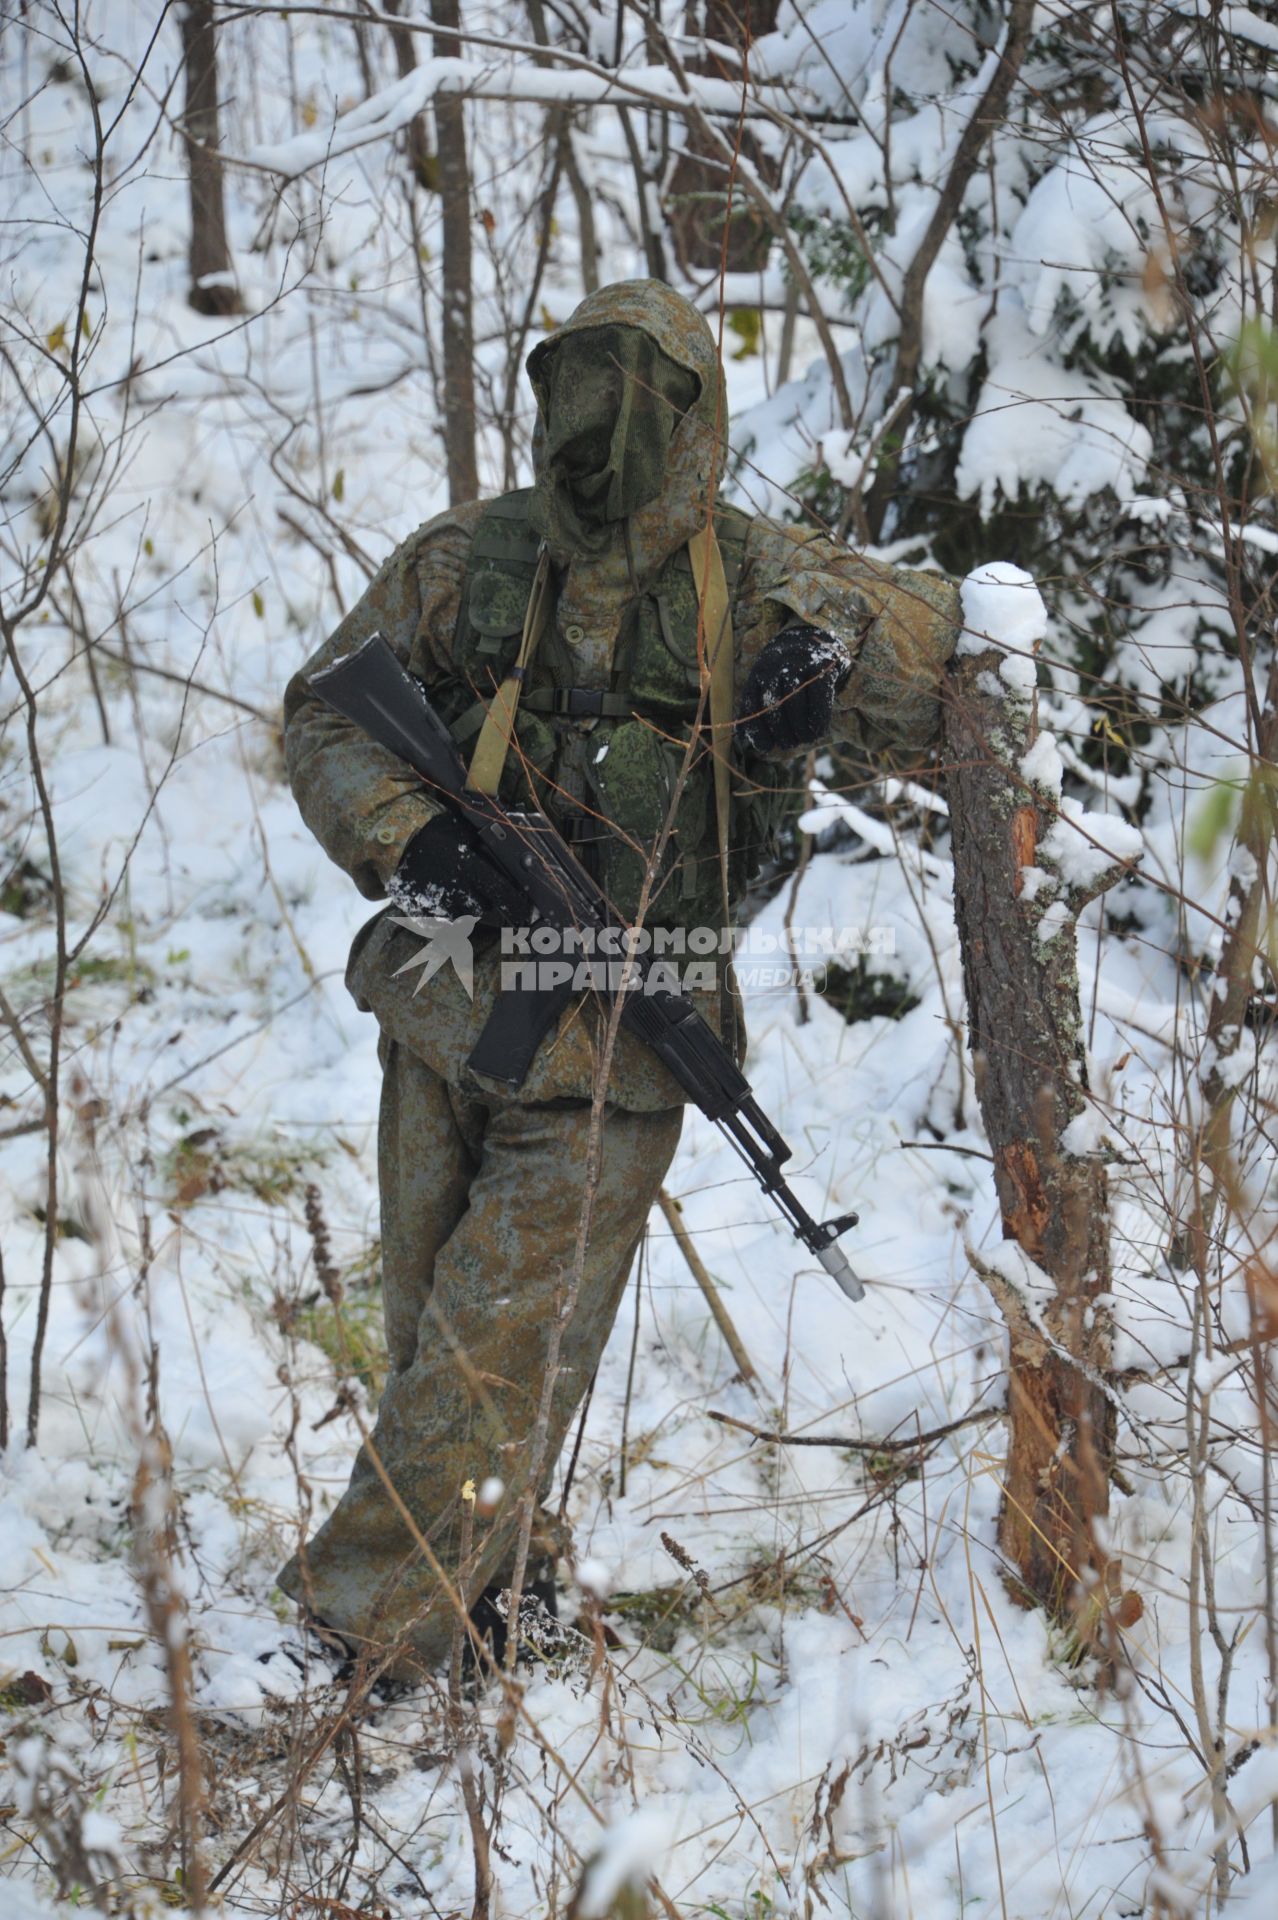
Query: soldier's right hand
387,815,526,928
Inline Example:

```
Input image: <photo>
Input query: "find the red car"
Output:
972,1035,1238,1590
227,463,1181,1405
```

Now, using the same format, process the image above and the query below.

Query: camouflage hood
527,280,728,578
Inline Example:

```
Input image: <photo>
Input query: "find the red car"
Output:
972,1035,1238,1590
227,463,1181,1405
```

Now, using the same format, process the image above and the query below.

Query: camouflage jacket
284,284,960,1110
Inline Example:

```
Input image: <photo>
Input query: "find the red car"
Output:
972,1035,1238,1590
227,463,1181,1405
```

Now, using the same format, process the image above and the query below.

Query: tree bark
617,104,668,285
665,0,779,273
944,642,1124,1622
431,0,479,503
383,0,437,190
180,0,242,317
526,0,598,295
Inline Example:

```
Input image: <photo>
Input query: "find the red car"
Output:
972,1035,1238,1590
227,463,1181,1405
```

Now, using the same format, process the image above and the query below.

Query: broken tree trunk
430,0,479,505
943,585,1136,1621
665,0,779,273
179,0,242,317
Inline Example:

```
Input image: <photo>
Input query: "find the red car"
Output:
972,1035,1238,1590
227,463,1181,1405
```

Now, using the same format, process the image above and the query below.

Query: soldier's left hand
735,625,852,754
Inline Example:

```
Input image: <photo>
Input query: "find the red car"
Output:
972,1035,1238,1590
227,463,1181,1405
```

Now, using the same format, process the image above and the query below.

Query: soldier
279,279,958,1678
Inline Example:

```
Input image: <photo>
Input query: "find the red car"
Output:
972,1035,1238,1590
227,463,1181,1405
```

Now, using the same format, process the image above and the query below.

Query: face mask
529,324,699,549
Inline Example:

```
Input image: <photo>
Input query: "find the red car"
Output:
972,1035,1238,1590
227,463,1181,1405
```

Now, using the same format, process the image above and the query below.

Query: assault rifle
310,633,864,1302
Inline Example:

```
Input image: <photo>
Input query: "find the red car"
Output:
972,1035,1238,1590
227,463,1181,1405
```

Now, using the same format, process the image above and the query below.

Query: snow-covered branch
248,55,815,178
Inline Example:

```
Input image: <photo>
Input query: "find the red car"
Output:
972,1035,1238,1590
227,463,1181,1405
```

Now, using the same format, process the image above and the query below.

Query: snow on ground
2,7,1275,1917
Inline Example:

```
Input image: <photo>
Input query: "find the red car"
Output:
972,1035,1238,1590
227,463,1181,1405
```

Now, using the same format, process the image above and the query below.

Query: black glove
735,625,852,754
387,814,525,927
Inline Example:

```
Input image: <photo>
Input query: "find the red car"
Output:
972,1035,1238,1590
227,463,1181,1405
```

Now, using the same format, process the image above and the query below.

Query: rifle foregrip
623,991,751,1119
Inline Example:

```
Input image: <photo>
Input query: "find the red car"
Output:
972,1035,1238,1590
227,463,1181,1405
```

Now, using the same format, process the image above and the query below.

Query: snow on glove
735,625,853,754
387,814,525,927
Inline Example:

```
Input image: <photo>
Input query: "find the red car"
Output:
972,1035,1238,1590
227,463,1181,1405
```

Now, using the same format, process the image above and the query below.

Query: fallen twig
707,1402,1002,1452
658,1188,761,1392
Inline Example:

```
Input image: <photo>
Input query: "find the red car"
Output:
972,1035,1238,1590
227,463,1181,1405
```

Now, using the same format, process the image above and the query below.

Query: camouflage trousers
278,1035,683,1672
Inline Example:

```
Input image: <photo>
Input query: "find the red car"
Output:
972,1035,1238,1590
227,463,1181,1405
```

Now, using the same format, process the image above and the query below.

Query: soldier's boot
466,1565,559,1676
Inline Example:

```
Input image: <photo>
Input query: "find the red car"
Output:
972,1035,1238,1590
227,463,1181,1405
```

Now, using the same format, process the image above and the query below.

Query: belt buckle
551,686,606,720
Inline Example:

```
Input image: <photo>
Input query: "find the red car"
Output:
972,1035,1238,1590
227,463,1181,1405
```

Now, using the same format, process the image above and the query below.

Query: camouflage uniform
279,281,959,1671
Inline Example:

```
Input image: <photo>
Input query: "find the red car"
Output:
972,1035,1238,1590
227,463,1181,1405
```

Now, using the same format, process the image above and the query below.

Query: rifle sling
686,521,734,922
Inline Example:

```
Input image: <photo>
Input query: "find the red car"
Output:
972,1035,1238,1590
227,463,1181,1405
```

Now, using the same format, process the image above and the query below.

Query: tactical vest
435,491,788,937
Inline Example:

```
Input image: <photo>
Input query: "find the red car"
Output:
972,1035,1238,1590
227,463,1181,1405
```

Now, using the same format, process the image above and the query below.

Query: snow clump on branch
958,560,1048,692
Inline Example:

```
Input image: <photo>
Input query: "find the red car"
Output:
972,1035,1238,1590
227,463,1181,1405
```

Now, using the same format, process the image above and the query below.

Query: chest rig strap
522,686,633,719
687,521,734,922
463,520,737,904
466,549,552,797
461,512,740,1088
